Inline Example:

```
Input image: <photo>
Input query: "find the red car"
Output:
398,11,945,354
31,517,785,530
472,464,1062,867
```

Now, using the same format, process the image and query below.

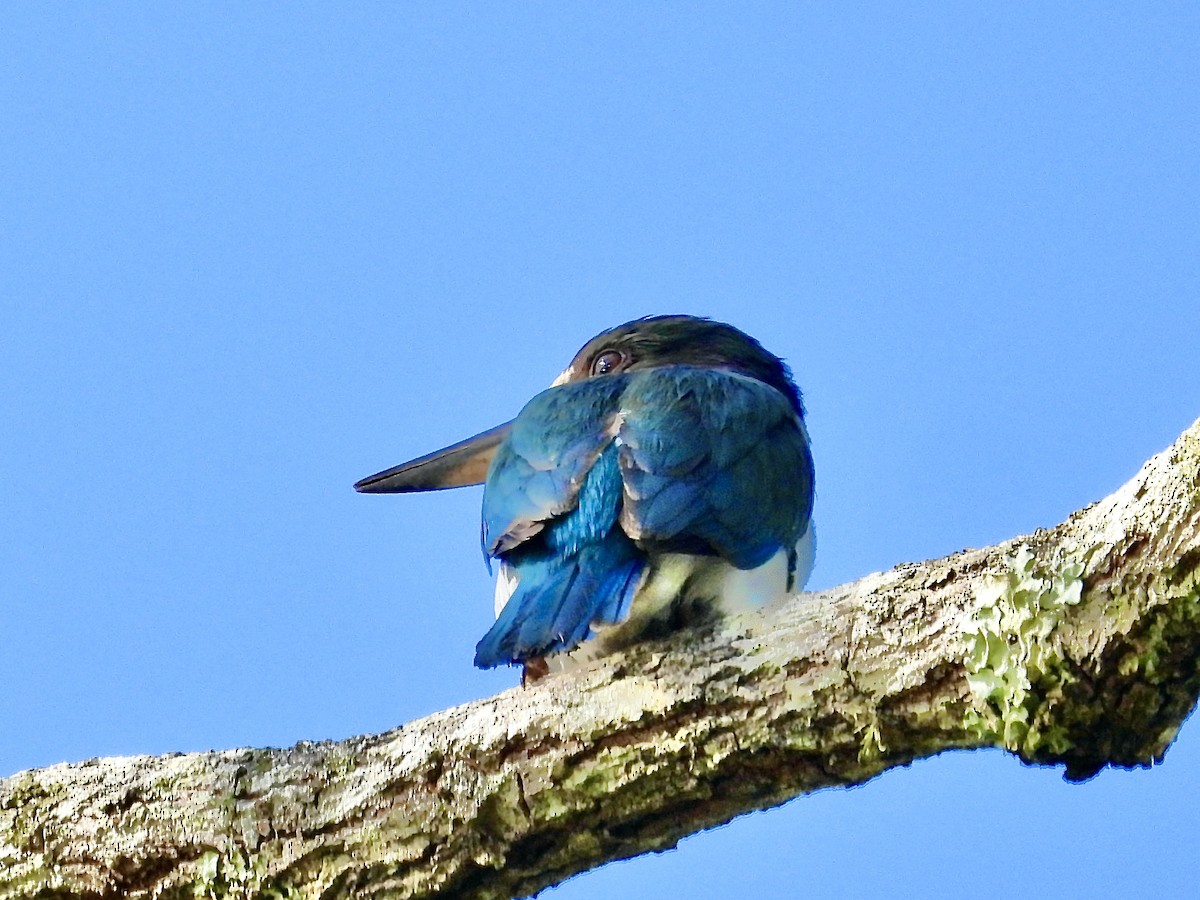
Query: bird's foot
521,656,550,687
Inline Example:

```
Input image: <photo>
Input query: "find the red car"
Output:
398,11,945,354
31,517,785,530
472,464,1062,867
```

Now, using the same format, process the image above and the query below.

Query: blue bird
356,316,815,681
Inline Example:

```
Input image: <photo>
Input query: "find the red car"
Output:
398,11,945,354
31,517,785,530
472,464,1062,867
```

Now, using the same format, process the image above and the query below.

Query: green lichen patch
963,545,1085,757
177,841,311,900
191,846,259,899
1079,575,1200,772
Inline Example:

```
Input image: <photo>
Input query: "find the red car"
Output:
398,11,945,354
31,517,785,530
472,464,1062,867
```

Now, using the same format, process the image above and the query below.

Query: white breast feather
493,562,520,616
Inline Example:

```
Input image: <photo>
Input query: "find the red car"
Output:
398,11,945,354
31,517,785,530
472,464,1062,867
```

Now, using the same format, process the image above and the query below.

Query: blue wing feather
475,443,644,667
618,367,813,570
482,377,626,556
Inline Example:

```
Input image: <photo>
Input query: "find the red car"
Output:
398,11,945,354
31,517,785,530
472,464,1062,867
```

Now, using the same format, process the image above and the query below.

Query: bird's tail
473,530,645,669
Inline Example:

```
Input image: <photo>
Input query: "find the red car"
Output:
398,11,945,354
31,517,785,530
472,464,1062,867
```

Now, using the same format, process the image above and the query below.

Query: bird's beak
354,421,512,493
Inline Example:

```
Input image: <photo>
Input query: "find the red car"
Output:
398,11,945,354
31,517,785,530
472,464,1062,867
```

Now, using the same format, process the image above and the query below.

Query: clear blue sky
3,5,1198,897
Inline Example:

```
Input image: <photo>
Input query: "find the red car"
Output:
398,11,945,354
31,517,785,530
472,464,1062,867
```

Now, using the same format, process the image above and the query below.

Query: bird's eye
590,349,624,376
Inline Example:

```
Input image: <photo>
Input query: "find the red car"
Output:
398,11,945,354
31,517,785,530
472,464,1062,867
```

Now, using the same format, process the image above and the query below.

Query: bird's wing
481,375,628,558
476,376,638,667
617,367,814,570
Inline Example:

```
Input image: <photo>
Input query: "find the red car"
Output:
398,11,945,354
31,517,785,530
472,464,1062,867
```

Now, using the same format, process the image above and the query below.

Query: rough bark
3,419,1199,900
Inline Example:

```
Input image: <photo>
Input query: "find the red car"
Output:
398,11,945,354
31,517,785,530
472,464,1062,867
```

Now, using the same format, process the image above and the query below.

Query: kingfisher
356,315,815,680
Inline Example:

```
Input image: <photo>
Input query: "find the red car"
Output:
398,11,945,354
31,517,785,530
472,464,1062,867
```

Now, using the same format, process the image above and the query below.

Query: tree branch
3,419,1199,900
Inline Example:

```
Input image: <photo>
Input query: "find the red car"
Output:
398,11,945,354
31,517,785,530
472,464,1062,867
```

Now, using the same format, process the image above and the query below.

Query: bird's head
551,315,803,416
354,315,802,494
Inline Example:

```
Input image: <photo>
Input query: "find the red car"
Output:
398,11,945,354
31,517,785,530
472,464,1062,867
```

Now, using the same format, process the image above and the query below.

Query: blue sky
2,4,1198,897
